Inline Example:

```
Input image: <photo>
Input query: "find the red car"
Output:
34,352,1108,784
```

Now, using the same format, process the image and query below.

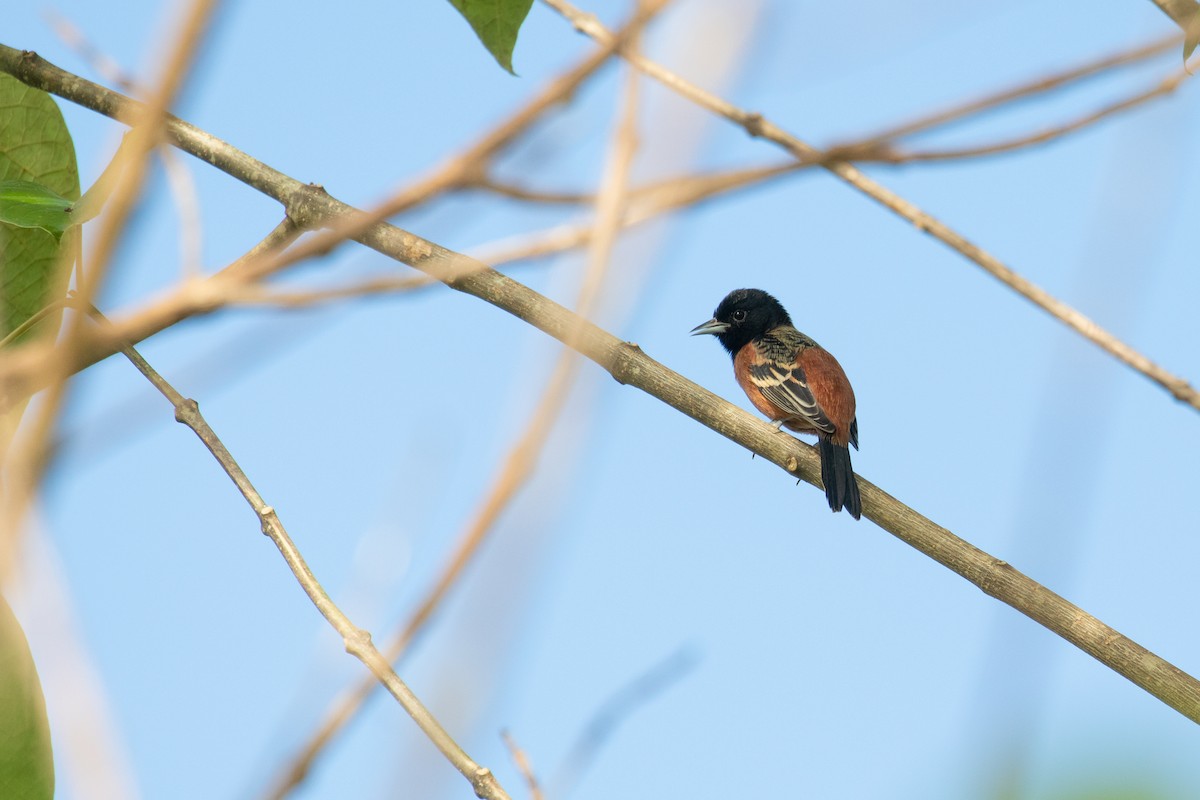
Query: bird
691,288,861,520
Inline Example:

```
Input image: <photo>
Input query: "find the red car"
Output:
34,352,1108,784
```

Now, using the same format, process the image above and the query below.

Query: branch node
610,342,643,385
975,558,1015,599
343,627,373,657
571,12,601,36
174,397,199,424
741,112,766,138
1170,380,1199,405
284,183,337,230
471,766,499,799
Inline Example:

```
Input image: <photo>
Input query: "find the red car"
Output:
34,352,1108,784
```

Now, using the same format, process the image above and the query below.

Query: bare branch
349,0,671,222
84,304,513,800
535,0,1200,411
866,68,1191,163
843,32,1180,148
159,147,205,277
501,731,544,800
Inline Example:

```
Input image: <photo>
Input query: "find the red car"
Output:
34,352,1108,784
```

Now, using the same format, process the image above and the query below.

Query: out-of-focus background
5,1,1200,798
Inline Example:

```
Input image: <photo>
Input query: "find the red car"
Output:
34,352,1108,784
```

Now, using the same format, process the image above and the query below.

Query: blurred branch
84,303,513,800
1,32,1199,731
0,215,302,420
473,178,593,204
159,148,205,277
501,731,545,800
536,0,1200,412
859,67,1192,163
452,30,1189,209
263,47,645,800
43,7,136,92
342,0,670,223
1,0,221,575
842,32,1179,148
47,6,205,276
549,646,700,799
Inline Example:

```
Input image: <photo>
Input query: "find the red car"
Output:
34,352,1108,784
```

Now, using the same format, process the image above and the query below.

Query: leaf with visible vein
0,181,74,237
0,73,79,342
446,0,535,74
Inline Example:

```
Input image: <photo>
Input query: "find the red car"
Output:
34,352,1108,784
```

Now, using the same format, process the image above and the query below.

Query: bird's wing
747,357,837,436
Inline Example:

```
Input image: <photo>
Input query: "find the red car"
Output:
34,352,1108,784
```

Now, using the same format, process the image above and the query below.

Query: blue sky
6,1,1200,798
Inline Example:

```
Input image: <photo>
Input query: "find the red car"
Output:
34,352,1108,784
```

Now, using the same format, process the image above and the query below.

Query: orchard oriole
692,288,862,520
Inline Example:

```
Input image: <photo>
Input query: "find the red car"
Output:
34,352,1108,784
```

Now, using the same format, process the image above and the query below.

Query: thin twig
47,6,206,276
473,178,593,205
501,731,544,800
843,32,1180,148
214,0,673,294
549,646,700,799
369,0,670,219
42,8,136,92
536,0,1200,411
218,274,434,308
159,147,204,277
457,33,1189,205
867,68,1191,163
82,302,512,800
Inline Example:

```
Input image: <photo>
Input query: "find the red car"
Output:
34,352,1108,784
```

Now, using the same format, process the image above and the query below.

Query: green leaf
0,594,54,800
446,0,535,74
0,181,74,237
0,72,79,343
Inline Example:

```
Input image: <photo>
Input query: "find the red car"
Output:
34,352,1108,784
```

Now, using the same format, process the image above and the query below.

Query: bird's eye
731,309,747,322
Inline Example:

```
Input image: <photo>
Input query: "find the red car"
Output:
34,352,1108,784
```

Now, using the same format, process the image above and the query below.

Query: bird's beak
690,318,729,336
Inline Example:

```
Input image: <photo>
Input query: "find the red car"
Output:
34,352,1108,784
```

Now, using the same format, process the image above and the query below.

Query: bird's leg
752,419,790,460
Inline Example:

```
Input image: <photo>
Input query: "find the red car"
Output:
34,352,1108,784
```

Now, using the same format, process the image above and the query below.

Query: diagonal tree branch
841,32,1180,148
501,730,544,800
0,45,1197,725
859,66,1192,163
85,304,512,800
536,0,1200,412
325,0,671,222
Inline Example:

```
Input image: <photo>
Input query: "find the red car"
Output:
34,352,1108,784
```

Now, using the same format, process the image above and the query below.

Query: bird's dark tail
818,437,862,520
